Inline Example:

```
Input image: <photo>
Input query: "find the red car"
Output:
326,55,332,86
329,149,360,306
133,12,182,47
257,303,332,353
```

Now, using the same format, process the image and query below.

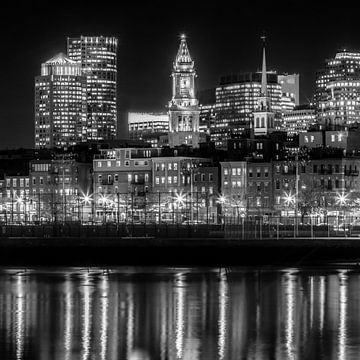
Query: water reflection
1,267,360,359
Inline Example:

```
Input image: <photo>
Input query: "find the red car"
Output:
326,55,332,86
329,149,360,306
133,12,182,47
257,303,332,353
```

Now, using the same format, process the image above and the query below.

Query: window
201,186,205,193
125,161,130,167
108,175,112,183
32,178,36,185
116,160,121,167
237,168,241,176
125,150,130,159
264,168,269,177
232,168,236,176
134,175,138,183
249,169,253,178
114,174,119,182
98,175,102,183
224,168,228,176
276,165,280,173
20,179,24,187
107,161,111,167
209,186,213,194
155,163,160,171
127,174,132,182
161,163,165,171
161,177,165,184
313,165,318,173
168,177,172,184
40,177,43,185
256,168,261,177
174,176,178,183
25,179,29,187
331,134,335,142
174,163,178,171
155,177,160,185
201,174,205,182
12,179,17,187
6,179,10,187
284,165,288,174
97,161,102,168
276,180,280,190
145,173,149,182
209,173,214,181
168,163,172,170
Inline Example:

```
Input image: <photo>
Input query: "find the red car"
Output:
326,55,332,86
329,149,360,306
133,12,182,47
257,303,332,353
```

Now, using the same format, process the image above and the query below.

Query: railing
0,215,358,240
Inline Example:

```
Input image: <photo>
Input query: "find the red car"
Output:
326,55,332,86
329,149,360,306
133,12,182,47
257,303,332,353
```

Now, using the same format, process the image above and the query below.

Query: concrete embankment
1,236,360,266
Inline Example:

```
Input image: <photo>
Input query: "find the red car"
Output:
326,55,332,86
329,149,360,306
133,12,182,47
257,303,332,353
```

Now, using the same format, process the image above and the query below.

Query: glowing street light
336,192,348,206
283,191,295,207
174,192,186,208
216,195,227,205
81,193,93,205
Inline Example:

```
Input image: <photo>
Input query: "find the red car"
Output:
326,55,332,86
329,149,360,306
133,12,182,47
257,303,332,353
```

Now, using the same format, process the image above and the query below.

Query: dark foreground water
0,267,359,359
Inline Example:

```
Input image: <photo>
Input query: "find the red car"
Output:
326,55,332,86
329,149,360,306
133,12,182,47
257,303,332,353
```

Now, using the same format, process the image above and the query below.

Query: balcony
345,170,359,176
319,169,333,175
101,179,114,186
131,179,145,185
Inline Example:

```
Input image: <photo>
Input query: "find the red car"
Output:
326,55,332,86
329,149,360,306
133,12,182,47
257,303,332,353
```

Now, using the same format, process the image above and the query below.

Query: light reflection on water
1,267,360,359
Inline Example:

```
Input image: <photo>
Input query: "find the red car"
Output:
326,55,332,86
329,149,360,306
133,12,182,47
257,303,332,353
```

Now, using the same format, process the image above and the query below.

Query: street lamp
80,193,93,224
216,194,227,224
336,192,348,233
100,194,109,224
283,191,296,237
174,191,186,223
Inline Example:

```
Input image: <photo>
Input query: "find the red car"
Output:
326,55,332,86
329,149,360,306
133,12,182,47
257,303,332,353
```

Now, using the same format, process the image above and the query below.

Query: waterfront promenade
1,223,360,266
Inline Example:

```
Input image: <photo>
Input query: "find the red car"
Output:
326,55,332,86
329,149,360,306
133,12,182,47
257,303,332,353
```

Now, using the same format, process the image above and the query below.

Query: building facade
128,112,169,147
34,53,87,148
168,35,201,148
212,72,282,148
283,106,316,136
315,50,360,127
67,36,118,141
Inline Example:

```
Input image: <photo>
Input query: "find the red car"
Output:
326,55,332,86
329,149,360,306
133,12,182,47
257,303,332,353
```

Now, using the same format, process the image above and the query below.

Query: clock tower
168,35,200,148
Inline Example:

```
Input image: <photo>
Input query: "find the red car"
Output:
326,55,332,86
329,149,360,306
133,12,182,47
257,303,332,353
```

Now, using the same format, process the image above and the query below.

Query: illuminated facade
168,35,200,148
315,50,360,126
212,72,282,148
283,106,316,136
128,112,169,147
34,53,86,148
67,36,118,141
278,73,299,112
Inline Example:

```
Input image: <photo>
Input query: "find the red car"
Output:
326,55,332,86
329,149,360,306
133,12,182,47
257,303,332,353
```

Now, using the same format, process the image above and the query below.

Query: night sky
1,1,360,149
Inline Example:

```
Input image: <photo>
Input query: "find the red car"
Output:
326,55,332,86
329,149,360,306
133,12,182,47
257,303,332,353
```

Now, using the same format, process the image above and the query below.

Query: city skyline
2,1,360,148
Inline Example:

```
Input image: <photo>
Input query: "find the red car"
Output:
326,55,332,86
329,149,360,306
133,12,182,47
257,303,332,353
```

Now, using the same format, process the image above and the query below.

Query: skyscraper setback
67,36,118,141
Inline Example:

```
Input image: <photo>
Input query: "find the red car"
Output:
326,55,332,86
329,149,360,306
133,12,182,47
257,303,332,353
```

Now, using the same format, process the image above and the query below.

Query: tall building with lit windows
168,35,201,148
34,53,86,148
212,72,282,148
315,50,360,127
67,36,118,141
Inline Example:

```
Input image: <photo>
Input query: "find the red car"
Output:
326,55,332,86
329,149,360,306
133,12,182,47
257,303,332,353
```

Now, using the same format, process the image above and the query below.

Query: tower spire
260,34,267,96
174,34,194,69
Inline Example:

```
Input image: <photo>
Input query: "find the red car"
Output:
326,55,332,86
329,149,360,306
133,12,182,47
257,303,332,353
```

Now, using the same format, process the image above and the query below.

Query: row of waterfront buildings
2,136,360,224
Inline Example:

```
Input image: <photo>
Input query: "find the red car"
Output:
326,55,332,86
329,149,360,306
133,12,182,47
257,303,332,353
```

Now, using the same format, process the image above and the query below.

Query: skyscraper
168,35,201,148
67,36,118,141
315,50,360,127
34,53,86,148
212,72,282,149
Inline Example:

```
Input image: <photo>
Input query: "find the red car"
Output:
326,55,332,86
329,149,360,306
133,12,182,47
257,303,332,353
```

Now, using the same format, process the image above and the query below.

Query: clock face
180,78,189,89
